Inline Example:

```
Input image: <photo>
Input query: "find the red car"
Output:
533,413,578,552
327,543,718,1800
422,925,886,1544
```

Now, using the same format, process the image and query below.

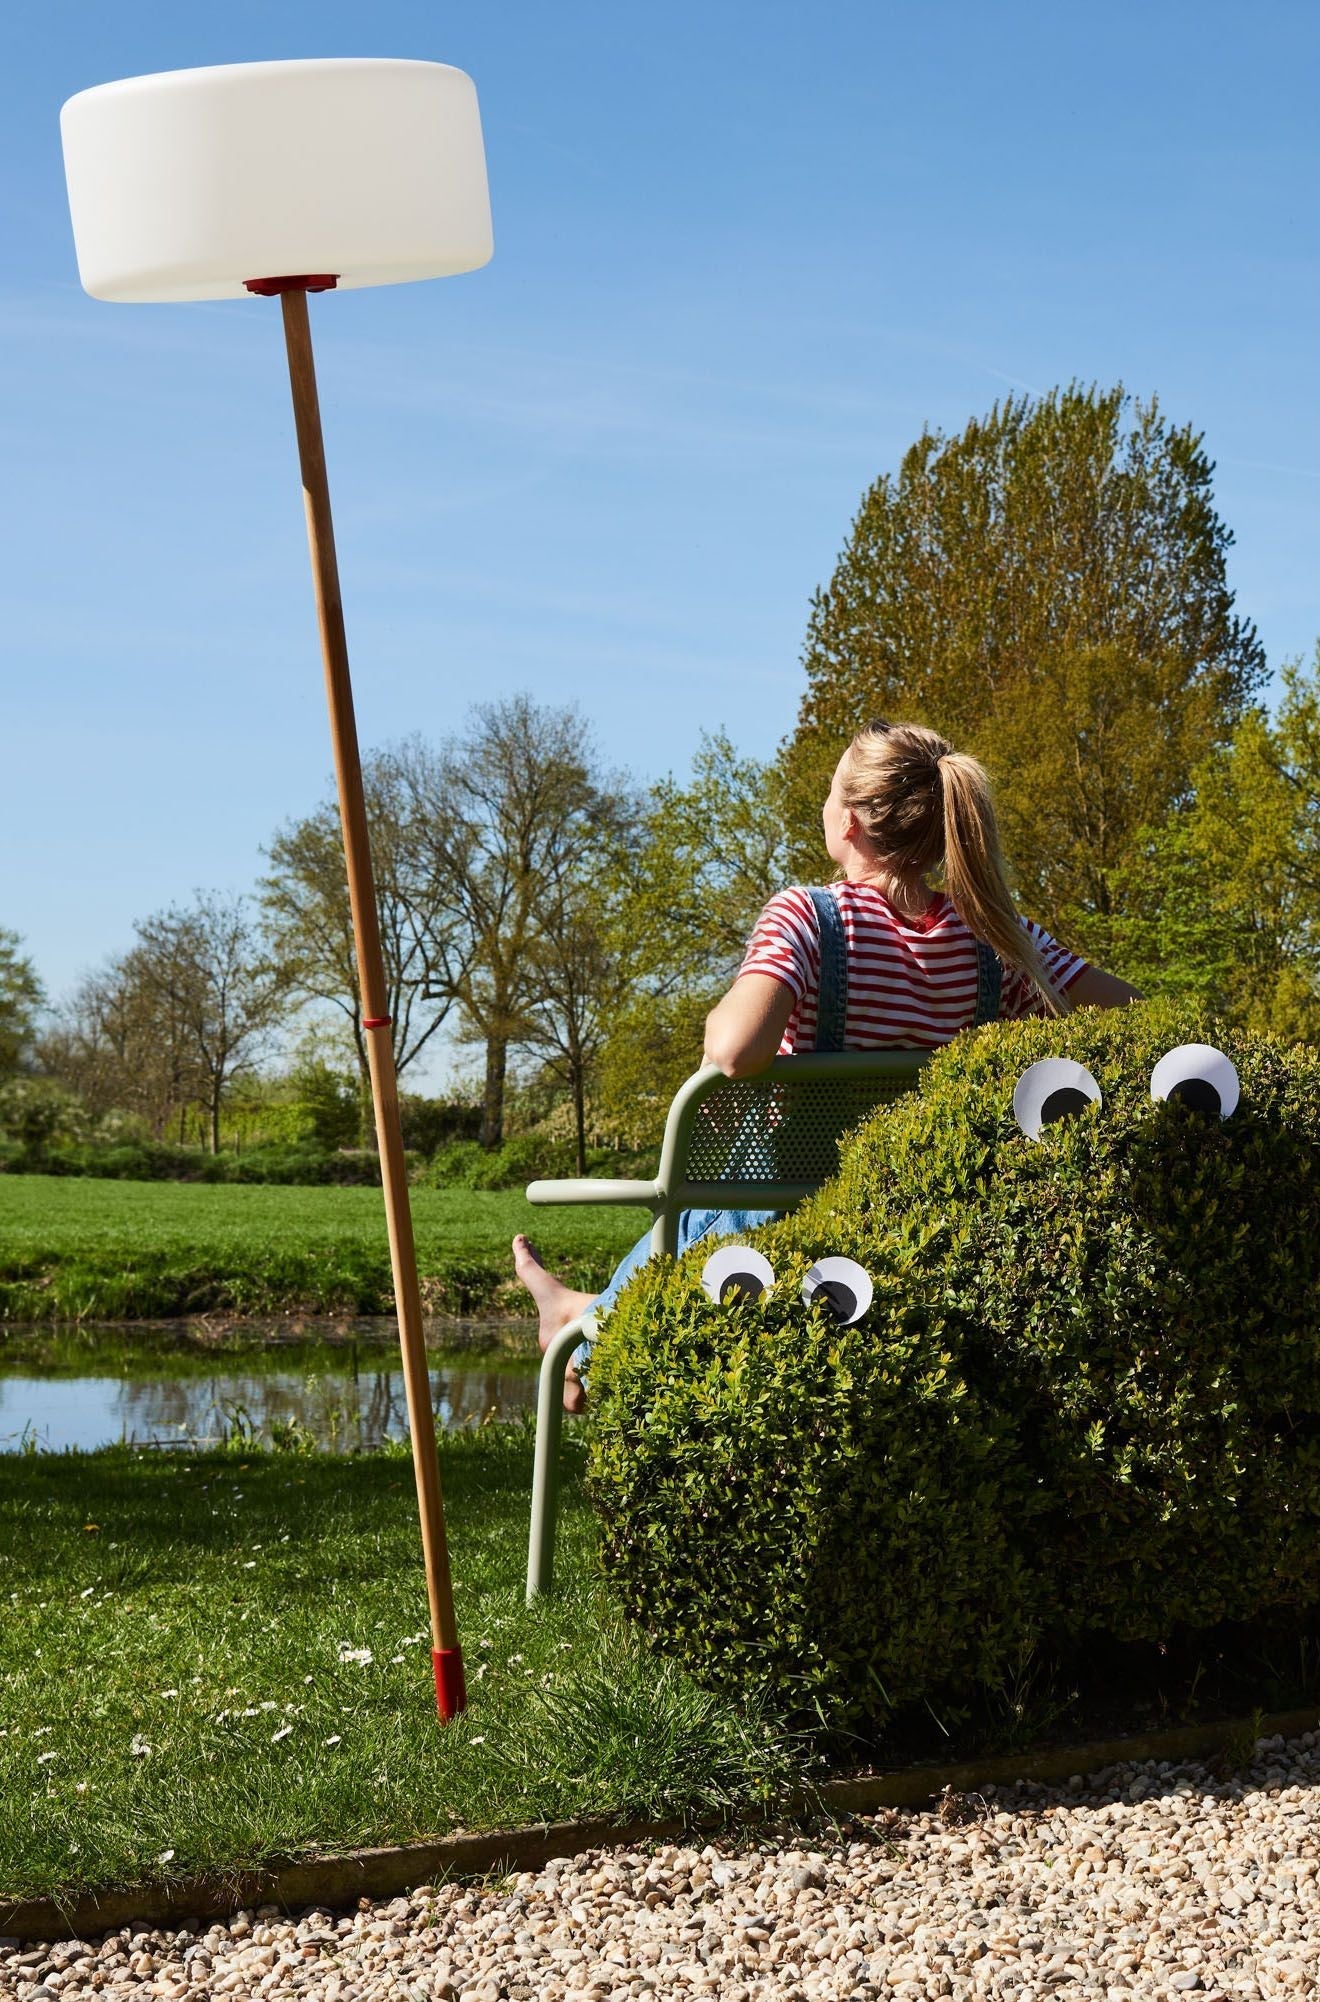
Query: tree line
4,383,1319,1170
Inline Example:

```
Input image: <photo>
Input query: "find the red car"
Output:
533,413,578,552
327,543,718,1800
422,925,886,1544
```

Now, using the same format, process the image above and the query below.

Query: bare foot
512,1234,595,1353
563,1363,587,1416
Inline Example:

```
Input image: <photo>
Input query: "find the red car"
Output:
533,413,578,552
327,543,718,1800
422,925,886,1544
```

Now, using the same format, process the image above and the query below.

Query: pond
0,1319,542,1453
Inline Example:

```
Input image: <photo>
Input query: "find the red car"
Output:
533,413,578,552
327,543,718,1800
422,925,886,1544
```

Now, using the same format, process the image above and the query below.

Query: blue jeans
573,1206,779,1383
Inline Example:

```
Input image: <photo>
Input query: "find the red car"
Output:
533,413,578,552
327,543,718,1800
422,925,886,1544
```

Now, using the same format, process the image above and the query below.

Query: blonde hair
837,720,1070,1016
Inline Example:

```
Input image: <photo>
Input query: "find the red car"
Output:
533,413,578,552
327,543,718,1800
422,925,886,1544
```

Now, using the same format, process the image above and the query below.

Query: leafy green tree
596,735,789,1139
0,930,43,1076
783,385,1266,939
1108,654,1320,1040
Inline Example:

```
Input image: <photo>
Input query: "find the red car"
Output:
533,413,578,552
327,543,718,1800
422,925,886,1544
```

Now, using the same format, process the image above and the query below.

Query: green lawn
0,1177,643,1321
0,1430,807,1903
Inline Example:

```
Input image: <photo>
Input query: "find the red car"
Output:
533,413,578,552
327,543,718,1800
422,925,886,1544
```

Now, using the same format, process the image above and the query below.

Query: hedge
586,1000,1320,1729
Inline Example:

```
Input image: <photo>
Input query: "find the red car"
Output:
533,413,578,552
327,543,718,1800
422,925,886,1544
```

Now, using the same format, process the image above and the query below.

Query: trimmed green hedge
587,1001,1320,1729
0,1141,388,1185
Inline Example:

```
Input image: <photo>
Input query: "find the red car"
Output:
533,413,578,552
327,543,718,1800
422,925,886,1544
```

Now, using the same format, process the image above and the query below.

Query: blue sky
5,1,1320,1077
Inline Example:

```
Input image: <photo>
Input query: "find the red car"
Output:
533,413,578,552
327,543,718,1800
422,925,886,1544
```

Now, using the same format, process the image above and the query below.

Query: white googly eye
1013,1059,1103,1141
801,1257,873,1325
1150,1044,1240,1119
701,1244,775,1305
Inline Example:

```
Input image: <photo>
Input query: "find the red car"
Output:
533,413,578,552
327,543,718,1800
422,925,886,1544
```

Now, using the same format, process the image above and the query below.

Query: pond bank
0,1315,541,1374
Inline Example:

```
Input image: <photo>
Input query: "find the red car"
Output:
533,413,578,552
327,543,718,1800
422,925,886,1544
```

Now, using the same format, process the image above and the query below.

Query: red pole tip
433,1647,467,1720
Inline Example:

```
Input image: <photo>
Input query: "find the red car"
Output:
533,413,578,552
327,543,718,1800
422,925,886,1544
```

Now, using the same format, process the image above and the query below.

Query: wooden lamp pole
60,57,492,1722
255,276,464,1721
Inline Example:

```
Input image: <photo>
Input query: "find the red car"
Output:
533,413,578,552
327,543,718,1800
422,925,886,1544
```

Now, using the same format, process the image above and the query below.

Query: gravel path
6,1731,1320,2000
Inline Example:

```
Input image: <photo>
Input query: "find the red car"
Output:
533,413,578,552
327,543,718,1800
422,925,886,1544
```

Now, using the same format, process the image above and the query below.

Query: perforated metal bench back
685,1059,926,1187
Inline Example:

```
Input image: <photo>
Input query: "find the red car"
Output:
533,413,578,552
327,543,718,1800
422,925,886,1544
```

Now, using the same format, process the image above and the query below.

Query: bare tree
131,893,283,1152
43,953,203,1142
260,746,471,1138
516,801,635,1172
405,696,634,1150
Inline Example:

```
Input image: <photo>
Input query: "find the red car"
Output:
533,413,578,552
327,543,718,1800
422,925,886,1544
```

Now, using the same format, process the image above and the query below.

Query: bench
523,1047,931,1599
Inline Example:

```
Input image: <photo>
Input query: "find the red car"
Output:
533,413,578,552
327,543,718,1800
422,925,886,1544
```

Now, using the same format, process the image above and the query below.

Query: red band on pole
362,1015,392,1030
244,274,340,296
433,1647,467,1720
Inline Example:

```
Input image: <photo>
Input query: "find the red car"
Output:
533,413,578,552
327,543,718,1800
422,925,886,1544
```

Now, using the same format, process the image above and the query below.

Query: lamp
61,57,494,1720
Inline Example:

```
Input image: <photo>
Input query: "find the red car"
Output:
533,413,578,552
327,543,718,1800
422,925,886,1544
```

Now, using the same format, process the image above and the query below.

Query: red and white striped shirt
738,883,1089,1053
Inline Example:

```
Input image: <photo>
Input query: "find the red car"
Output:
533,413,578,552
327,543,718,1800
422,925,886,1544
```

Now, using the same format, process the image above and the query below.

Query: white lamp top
61,58,492,303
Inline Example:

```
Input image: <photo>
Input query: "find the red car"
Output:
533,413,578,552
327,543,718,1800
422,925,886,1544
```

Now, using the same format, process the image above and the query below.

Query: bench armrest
526,1177,663,1208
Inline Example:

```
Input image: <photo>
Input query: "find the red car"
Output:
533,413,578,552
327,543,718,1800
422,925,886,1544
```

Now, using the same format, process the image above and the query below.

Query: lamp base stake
433,1648,467,1720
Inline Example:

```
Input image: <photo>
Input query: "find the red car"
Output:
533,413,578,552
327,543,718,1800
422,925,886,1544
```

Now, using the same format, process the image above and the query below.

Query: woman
514,721,1140,1404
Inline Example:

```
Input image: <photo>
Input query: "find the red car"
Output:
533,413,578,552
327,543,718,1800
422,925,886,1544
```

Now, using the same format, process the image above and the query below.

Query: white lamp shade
61,58,492,303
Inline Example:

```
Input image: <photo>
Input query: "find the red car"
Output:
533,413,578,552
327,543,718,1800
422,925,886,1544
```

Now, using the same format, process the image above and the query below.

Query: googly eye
1149,1044,1240,1119
801,1257,873,1325
701,1244,775,1305
1012,1059,1103,1141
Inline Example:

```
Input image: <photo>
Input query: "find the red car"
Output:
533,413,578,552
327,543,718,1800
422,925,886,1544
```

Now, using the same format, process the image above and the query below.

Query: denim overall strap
973,938,1003,1027
807,886,848,1053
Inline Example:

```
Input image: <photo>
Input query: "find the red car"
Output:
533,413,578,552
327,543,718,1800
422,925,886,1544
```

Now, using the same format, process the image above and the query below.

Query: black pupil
1040,1086,1091,1126
720,1275,764,1303
1167,1077,1221,1116
816,1280,857,1320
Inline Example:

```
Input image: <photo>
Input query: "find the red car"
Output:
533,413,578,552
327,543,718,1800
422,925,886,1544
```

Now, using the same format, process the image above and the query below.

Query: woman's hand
703,974,797,1078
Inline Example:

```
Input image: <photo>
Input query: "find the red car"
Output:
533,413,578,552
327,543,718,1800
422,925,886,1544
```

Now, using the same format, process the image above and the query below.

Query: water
0,1321,541,1453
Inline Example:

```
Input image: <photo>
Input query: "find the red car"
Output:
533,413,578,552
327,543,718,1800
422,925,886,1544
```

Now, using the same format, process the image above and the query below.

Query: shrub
587,1000,1320,1730
0,1076,90,1152
0,1141,385,1185
418,1134,657,1190
399,1092,482,1158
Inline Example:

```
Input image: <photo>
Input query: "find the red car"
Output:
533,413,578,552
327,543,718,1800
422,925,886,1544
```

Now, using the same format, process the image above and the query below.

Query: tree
596,734,789,1138
782,385,1267,939
1107,653,1320,1040
516,790,636,1172
403,696,633,1150
42,953,202,1141
0,931,43,1076
261,744,469,1138
131,893,283,1152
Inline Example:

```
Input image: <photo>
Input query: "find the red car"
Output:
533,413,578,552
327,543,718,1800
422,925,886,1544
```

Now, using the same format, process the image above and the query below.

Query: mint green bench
524,1048,931,1599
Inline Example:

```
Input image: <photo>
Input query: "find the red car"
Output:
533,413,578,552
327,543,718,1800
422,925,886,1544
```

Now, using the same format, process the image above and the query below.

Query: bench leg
526,1312,595,1603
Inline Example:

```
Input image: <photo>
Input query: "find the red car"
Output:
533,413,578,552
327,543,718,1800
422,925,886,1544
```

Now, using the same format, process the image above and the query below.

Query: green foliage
781,385,1266,940
1104,652,1320,1041
588,1002,1320,1730
0,930,43,1077
398,1090,482,1157
0,1140,387,1186
0,1075,92,1152
597,735,788,1141
420,1134,654,1191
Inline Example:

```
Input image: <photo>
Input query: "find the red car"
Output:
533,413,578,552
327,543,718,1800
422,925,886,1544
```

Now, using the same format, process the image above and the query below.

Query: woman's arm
703,974,797,1078
1067,965,1144,1009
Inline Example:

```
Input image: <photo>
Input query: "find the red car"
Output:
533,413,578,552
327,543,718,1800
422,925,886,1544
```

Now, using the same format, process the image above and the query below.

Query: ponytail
837,721,1070,1018
937,753,1069,1016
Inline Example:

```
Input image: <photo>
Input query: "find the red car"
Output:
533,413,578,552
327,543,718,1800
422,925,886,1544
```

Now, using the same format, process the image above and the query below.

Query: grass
0,1177,644,1322
7,1425,1320,1908
0,1428,812,1905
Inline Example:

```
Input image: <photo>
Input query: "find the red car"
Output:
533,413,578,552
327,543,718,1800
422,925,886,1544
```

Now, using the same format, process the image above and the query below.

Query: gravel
6,1730,1320,1999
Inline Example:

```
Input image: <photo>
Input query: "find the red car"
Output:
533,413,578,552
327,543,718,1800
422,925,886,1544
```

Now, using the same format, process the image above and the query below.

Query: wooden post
276,285,465,1720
